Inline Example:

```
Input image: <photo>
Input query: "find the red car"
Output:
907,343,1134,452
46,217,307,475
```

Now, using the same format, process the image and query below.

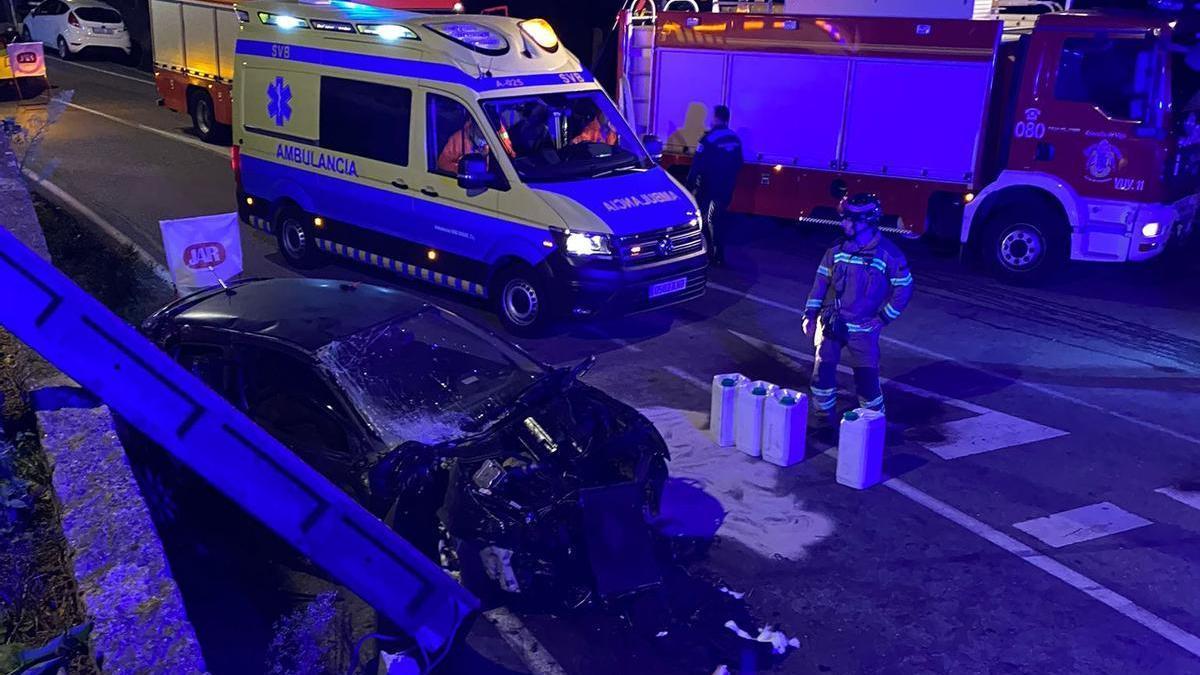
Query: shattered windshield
316,308,545,448
481,89,651,183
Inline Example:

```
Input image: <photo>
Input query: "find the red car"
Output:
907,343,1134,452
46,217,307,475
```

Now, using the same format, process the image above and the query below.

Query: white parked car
21,0,131,61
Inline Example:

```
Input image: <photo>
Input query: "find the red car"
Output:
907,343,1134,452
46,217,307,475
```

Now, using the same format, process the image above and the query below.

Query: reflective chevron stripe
315,238,487,298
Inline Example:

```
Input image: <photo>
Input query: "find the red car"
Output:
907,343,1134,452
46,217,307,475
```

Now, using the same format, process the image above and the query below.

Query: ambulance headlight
1142,221,1162,238
519,19,559,52
558,229,612,258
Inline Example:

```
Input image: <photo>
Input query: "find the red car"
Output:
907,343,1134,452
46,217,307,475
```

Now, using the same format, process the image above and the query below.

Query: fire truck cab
618,0,1200,282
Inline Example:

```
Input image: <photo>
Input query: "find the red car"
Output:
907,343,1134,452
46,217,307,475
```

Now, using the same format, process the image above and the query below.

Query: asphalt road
9,56,1200,674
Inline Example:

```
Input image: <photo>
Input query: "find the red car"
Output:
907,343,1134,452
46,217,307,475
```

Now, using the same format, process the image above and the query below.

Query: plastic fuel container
734,380,777,457
836,408,886,489
762,388,808,467
710,373,747,447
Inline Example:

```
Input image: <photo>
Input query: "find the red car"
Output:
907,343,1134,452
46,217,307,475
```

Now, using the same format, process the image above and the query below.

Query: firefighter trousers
810,327,885,416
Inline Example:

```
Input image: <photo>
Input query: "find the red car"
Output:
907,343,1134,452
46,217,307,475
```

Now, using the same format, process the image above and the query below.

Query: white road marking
641,406,834,561
63,101,228,157
887,479,1200,659
483,607,566,675
663,365,709,392
727,330,1068,458
48,55,156,86
920,412,1069,460
1156,486,1200,512
1013,501,1153,548
708,282,1200,448
22,167,173,284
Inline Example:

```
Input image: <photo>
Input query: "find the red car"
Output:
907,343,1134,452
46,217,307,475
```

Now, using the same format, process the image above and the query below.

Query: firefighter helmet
839,193,883,227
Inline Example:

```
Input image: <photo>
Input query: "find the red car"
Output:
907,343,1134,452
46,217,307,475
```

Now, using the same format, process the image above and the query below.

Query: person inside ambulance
570,100,618,146
802,193,914,424
436,116,515,176
511,102,553,157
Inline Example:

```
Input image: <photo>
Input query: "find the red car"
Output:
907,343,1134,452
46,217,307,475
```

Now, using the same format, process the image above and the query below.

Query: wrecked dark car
140,278,670,606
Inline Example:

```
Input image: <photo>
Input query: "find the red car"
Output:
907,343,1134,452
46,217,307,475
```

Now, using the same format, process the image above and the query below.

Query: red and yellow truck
618,1,1200,281
150,0,465,143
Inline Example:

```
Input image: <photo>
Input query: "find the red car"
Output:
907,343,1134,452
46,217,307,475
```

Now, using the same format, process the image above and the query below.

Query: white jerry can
710,373,748,447
734,380,777,457
762,388,808,467
836,408,886,489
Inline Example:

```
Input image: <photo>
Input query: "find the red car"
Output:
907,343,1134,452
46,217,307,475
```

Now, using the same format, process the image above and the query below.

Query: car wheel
275,208,322,269
491,264,554,336
189,90,224,144
982,207,1066,285
56,35,72,60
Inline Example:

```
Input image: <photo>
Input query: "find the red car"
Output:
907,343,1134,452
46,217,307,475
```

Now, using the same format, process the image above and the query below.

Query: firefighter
802,193,914,422
438,118,514,174
571,102,618,146
686,105,742,266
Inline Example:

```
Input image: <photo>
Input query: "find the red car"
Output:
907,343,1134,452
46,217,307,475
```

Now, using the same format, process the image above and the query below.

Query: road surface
8,57,1200,674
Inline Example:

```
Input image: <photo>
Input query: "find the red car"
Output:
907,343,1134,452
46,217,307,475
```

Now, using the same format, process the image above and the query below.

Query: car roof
165,278,430,352
64,0,119,8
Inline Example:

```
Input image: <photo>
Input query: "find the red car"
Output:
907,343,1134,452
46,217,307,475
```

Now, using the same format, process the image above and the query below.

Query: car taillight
67,11,79,27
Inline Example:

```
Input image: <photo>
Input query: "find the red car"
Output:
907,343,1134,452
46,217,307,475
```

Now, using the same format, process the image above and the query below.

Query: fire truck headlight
1142,222,1161,238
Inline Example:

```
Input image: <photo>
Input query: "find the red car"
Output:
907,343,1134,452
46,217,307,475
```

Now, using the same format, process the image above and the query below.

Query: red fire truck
617,1,1200,282
150,0,466,143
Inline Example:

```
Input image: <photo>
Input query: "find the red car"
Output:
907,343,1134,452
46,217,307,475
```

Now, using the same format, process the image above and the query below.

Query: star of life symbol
267,76,292,127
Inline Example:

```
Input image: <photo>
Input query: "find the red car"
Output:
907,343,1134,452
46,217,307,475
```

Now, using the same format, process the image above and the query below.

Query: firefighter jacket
804,233,914,333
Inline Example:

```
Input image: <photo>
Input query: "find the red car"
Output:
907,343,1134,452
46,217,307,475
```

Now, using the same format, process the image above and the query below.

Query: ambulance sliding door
315,75,416,240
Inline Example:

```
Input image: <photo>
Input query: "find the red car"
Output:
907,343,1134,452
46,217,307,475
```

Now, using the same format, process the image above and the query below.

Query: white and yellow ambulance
231,0,707,333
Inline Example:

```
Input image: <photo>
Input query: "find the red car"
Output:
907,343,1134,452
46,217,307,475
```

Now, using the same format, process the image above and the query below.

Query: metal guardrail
0,222,478,667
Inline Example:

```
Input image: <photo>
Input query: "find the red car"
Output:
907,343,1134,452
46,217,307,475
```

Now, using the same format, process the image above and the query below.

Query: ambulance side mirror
642,134,664,162
457,153,496,191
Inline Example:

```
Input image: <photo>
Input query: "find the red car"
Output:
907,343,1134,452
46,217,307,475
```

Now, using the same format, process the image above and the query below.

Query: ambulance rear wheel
276,209,321,269
492,265,553,336
982,206,1066,285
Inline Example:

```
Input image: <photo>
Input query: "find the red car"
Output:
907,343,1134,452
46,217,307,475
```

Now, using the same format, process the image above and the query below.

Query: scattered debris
655,631,669,638
723,620,801,655
718,585,745,600
712,666,731,675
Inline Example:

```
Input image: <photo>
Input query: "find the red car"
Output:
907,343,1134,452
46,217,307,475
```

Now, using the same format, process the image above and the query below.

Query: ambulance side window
320,77,412,166
427,94,496,178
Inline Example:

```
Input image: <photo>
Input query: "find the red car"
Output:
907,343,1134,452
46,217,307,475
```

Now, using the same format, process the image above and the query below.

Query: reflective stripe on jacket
805,234,914,327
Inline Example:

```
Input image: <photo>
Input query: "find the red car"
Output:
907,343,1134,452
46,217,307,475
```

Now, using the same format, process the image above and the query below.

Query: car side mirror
642,134,664,162
457,153,495,191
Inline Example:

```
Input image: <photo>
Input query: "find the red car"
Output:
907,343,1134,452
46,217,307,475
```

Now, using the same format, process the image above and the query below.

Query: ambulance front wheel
275,209,322,269
492,265,554,336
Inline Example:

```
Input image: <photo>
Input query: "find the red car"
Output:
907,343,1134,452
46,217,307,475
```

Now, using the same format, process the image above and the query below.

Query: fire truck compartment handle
391,179,409,190
421,187,439,197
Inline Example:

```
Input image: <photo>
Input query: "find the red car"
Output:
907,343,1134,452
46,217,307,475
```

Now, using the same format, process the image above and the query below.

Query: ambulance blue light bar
357,23,419,40
311,18,355,33
426,21,509,56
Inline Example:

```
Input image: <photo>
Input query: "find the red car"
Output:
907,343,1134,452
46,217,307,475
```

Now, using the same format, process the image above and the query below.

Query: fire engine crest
1084,139,1121,182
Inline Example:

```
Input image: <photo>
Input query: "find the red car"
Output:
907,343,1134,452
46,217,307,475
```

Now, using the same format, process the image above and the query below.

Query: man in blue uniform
686,105,742,266
802,193,914,422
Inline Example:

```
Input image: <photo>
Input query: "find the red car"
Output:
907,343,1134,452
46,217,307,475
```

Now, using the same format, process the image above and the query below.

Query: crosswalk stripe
1013,502,1153,548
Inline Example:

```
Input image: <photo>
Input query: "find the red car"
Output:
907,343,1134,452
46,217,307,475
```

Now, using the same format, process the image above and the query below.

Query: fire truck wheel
491,264,555,337
275,208,322,269
189,91,222,144
983,208,1066,285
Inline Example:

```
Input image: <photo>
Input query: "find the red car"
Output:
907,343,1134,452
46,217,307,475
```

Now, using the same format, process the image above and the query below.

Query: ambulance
232,0,708,334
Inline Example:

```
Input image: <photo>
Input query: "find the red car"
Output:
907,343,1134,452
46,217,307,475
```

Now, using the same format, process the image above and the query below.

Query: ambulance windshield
482,90,651,183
